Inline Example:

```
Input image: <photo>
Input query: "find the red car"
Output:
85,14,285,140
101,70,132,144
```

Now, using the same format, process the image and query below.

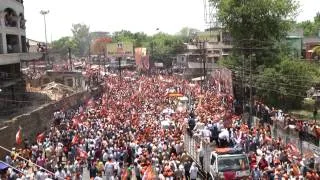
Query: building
286,28,303,59
174,28,232,78
0,0,27,111
27,70,86,91
197,28,233,62
0,0,45,114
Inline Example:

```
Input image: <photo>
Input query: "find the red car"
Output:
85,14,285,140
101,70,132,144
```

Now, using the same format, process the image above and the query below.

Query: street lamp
40,10,49,65
151,28,160,71
40,10,49,50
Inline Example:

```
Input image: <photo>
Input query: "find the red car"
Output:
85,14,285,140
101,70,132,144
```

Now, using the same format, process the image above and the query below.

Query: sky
24,0,320,42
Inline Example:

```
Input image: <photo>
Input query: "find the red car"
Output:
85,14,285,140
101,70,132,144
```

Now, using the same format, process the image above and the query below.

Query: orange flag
36,132,45,143
16,127,22,145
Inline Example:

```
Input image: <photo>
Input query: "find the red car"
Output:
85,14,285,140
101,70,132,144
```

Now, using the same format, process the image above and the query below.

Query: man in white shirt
36,169,49,180
189,162,198,180
54,167,66,180
104,158,115,180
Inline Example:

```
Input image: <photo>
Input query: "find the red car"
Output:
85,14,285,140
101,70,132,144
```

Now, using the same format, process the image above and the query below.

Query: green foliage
255,59,320,109
149,33,185,65
213,0,299,73
51,36,78,57
215,0,298,43
52,26,194,64
296,12,320,36
71,24,90,56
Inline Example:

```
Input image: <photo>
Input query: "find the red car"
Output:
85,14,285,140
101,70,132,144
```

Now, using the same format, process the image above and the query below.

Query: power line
228,65,319,81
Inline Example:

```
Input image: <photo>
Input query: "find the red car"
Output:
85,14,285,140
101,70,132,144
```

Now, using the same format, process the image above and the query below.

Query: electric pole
68,47,72,71
103,48,106,76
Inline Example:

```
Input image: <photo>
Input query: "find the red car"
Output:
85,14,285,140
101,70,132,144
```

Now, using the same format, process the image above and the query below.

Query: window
67,79,73,87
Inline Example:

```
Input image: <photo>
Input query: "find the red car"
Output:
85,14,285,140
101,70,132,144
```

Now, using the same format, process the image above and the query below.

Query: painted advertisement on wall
106,42,133,57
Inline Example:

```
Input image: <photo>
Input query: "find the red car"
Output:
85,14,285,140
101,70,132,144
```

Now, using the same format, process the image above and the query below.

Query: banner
142,55,150,70
106,42,133,56
212,68,233,95
135,48,148,70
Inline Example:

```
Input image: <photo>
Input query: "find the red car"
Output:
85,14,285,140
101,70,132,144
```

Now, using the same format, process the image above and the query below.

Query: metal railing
0,72,20,81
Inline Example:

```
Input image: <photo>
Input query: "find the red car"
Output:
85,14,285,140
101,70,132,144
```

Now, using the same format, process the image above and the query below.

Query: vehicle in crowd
184,133,250,179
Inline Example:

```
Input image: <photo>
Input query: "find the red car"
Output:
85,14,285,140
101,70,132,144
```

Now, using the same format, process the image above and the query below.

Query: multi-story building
174,28,232,78
0,0,28,112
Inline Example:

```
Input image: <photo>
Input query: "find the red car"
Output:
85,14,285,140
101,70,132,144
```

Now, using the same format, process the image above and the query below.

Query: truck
184,132,250,179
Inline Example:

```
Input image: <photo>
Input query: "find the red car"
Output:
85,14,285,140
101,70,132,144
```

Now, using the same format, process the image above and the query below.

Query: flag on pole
15,127,22,145
72,134,79,145
36,132,45,143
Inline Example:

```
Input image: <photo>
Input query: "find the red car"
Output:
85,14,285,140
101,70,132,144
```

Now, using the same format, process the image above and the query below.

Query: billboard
106,42,133,56
135,48,148,70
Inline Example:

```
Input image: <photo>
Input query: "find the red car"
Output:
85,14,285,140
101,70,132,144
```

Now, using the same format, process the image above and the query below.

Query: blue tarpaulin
0,162,9,170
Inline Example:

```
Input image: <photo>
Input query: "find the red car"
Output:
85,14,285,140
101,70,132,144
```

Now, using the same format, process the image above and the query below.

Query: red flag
72,134,79,145
36,132,45,143
77,148,88,159
15,127,22,145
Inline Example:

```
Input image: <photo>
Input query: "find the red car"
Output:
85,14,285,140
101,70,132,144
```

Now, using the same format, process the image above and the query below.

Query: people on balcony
19,14,26,29
4,10,18,27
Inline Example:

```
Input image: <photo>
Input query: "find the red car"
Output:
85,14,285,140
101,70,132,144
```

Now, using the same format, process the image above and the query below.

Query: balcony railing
0,72,20,81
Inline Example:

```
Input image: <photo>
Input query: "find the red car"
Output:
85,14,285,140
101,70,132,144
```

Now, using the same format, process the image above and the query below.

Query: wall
0,87,102,157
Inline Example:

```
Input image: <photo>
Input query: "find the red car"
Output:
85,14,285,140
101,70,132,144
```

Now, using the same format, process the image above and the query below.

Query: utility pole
118,57,121,80
197,40,206,94
103,48,106,76
117,42,123,82
249,52,253,128
242,54,245,114
68,47,72,71
98,55,101,82
202,41,206,93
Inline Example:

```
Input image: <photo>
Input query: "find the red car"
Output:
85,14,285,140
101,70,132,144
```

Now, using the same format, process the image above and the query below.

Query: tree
71,23,90,56
112,30,135,42
51,36,78,57
149,33,185,66
213,0,299,70
255,59,320,109
297,12,320,36
214,0,298,43
177,27,200,41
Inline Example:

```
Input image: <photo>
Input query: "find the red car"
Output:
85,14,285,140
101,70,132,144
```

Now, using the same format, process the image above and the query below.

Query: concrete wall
0,87,102,157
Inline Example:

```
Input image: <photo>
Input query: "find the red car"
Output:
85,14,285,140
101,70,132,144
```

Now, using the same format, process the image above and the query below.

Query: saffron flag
72,134,79,145
77,148,88,159
16,127,22,145
36,132,45,143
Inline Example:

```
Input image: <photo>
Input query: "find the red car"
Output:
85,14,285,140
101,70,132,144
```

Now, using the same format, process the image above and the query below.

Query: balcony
0,53,20,65
206,42,233,49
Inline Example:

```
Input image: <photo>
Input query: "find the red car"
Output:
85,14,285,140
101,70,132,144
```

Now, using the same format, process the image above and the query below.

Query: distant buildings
174,28,232,78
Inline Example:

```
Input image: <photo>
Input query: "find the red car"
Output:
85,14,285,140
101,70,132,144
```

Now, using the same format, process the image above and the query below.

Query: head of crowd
1,70,320,180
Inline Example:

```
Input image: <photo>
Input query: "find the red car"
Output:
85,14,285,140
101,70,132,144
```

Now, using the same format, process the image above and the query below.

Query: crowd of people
1,70,320,179
1,72,201,179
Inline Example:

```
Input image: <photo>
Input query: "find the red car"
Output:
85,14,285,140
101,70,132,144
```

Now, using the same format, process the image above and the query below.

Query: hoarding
106,42,133,56
135,47,148,70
